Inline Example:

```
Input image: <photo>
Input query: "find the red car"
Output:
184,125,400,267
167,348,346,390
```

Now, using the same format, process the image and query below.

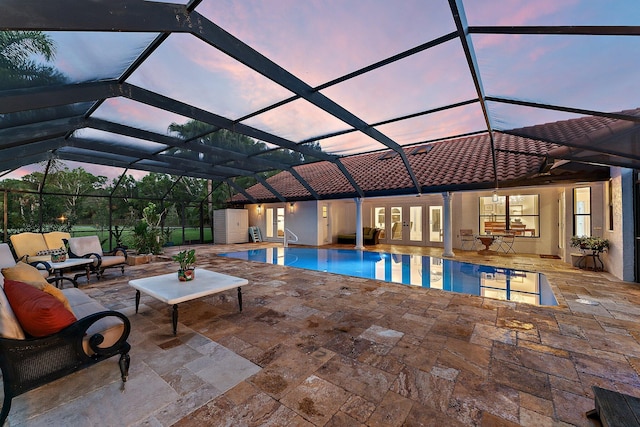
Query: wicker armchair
0,310,131,425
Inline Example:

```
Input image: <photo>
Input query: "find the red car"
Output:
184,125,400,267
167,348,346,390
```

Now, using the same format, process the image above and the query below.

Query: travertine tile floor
7,242,640,426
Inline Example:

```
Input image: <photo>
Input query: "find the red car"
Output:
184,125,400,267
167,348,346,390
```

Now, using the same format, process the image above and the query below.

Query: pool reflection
219,248,557,306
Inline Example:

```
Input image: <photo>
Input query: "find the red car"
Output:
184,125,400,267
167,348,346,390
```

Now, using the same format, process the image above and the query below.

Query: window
574,187,591,236
479,194,539,237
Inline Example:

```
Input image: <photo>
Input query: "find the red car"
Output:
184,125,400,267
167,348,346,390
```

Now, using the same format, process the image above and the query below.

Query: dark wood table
477,235,497,253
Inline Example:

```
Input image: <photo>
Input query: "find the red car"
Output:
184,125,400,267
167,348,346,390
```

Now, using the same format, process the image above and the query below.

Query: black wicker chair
0,311,131,425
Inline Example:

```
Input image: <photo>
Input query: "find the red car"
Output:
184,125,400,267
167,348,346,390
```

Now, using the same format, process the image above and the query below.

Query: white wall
284,200,317,245
459,187,561,256
606,168,635,281
243,176,633,281
247,201,317,246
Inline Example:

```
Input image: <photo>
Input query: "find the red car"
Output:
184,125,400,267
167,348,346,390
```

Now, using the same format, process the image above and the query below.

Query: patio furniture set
0,233,248,424
10,231,128,285
0,242,131,426
460,229,516,254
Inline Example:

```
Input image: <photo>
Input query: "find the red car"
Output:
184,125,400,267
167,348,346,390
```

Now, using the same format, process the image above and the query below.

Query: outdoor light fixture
492,190,499,203
289,202,295,213
257,205,262,215
58,215,66,223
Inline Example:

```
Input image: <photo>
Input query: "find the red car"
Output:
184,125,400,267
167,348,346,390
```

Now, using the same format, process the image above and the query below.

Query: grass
70,227,213,250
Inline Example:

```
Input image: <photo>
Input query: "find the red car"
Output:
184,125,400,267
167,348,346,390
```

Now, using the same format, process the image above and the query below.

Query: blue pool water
219,248,557,306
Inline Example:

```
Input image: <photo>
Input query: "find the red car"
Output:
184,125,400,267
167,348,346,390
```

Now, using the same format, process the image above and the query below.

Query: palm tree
0,30,65,89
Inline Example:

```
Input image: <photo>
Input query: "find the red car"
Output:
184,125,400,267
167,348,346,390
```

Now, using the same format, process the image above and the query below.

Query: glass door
429,206,443,242
409,206,423,243
276,207,285,238
390,206,403,241
374,207,386,240
265,208,274,238
265,207,285,240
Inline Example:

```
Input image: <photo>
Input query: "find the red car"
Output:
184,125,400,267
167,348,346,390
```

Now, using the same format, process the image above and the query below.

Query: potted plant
570,236,610,253
172,248,196,281
128,203,165,264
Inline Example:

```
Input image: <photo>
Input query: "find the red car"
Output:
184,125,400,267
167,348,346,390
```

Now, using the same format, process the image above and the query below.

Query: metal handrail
284,228,299,247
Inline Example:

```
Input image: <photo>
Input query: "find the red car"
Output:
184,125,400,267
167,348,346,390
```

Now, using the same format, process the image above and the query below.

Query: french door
378,205,424,245
265,207,285,240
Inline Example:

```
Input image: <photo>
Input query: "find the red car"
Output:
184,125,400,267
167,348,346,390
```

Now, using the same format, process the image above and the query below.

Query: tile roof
508,108,640,146
232,112,627,203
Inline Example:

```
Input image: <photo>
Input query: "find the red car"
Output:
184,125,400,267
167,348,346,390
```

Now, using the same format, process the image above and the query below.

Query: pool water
219,248,558,306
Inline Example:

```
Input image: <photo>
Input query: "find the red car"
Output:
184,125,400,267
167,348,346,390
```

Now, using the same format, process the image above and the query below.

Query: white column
355,197,364,250
442,192,454,257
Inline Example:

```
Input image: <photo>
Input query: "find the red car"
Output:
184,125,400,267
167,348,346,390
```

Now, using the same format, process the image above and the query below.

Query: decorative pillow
36,248,67,262
11,275,72,312
42,283,73,313
1,261,49,288
3,279,77,337
0,285,25,339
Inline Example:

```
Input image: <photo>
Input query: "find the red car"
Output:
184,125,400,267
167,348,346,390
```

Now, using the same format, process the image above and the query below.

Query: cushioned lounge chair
66,236,127,279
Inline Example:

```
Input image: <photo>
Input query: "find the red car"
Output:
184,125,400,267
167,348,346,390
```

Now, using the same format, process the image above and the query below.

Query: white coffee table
128,268,249,335
49,258,95,286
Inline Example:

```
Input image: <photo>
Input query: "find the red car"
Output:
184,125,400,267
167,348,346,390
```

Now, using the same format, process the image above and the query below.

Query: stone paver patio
7,242,640,426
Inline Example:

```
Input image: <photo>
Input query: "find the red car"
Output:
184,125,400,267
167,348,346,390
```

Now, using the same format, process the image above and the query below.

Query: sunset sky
4,0,640,181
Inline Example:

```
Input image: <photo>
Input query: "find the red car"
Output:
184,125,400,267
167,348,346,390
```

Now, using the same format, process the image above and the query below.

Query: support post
442,192,455,257
355,197,364,250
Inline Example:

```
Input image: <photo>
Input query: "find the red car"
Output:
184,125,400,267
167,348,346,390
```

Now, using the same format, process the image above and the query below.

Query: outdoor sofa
0,261,131,425
337,227,381,245
9,231,71,264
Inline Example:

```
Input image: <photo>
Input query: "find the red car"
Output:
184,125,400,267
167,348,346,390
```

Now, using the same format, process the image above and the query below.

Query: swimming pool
219,248,558,306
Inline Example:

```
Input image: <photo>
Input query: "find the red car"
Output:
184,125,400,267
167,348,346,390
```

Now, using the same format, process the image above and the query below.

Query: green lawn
70,227,213,250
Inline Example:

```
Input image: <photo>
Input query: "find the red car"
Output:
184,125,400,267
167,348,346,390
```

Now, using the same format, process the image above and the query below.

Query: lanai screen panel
126,33,295,120
92,98,200,137
202,0,457,87
1,0,640,190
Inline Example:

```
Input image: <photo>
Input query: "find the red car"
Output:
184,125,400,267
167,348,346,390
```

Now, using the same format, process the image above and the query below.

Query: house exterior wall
607,168,635,281
244,171,632,282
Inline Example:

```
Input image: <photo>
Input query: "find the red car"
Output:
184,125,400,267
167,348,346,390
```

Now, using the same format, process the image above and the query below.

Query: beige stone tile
551,388,594,426
339,394,376,423
317,354,396,404
280,374,351,425
367,391,413,426
12,244,640,426
519,391,554,416
489,361,551,400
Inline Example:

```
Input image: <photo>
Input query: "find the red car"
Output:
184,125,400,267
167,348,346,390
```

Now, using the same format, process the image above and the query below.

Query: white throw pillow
0,278,25,339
